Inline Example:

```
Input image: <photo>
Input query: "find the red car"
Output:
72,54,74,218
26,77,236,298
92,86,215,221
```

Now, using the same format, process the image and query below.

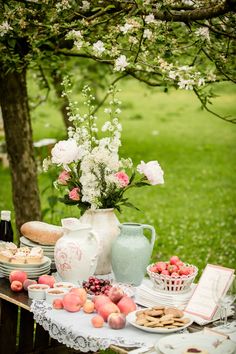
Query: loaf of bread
20,221,63,245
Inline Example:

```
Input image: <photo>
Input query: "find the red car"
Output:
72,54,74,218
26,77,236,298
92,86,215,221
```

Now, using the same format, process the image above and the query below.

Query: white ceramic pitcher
54,218,100,285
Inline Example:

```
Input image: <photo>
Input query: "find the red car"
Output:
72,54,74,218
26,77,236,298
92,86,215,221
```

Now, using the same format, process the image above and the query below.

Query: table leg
0,299,18,354
18,308,34,353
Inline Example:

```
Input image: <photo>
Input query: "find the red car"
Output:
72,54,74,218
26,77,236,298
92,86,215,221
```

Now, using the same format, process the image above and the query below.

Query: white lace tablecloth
31,301,165,352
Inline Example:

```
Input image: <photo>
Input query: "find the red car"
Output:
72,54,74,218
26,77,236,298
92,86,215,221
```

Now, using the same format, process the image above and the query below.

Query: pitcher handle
142,224,156,250
89,231,100,250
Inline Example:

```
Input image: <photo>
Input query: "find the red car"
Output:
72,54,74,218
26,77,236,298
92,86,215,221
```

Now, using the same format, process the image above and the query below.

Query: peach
93,294,112,311
53,298,64,309
117,296,136,315
38,275,55,288
91,315,104,328
23,279,37,291
98,302,120,322
11,280,23,292
9,270,27,284
108,286,124,304
108,312,126,329
62,293,83,312
70,287,87,305
83,300,95,313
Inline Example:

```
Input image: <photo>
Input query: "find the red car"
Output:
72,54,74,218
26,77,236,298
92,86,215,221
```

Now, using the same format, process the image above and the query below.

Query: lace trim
31,301,147,352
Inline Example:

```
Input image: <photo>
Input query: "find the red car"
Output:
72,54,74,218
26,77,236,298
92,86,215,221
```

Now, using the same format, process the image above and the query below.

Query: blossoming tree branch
0,0,235,232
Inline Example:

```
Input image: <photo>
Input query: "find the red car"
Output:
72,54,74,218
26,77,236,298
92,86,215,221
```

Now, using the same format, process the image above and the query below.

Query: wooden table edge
0,292,31,311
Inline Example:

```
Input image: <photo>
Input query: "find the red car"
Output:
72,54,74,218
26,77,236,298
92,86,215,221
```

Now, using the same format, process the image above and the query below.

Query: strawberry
149,265,158,273
167,264,178,274
161,269,170,276
171,272,179,278
169,256,180,265
176,260,184,268
179,266,191,276
155,262,167,273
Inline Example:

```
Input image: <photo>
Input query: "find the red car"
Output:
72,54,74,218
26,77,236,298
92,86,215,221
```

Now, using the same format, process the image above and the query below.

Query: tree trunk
52,71,71,130
0,69,41,236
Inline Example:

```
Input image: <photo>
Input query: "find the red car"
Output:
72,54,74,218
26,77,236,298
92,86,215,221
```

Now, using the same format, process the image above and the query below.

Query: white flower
198,78,205,86
115,108,122,114
145,13,156,24
93,40,105,55
0,21,13,37
168,71,178,80
74,40,83,50
66,30,82,40
114,55,129,72
81,0,90,11
120,23,133,34
195,27,210,42
177,78,194,90
143,29,153,40
42,158,51,172
51,139,81,165
104,108,112,114
137,160,164,185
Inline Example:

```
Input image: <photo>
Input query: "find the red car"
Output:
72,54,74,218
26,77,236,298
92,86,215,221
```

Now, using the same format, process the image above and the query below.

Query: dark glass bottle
0,210,14,242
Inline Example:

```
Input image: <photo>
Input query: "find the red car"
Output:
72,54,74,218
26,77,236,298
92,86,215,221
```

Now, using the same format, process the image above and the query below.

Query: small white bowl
28,284,50,300
45,288,67,305
53,282,75,292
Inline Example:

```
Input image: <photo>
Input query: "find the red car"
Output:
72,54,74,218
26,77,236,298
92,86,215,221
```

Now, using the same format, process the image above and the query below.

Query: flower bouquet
43,82,164,215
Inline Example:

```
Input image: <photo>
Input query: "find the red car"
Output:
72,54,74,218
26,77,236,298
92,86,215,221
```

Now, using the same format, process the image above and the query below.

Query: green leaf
41,208,50,219
129,171,136,184
59,195,79,205
135,181,150,187
122,202,140,211
47,195,58,208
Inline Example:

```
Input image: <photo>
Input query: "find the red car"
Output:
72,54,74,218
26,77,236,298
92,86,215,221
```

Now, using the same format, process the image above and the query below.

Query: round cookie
164,307,184,318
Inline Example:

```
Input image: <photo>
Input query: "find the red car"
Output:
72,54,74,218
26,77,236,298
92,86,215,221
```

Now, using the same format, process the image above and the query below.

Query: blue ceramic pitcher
111,222,156,286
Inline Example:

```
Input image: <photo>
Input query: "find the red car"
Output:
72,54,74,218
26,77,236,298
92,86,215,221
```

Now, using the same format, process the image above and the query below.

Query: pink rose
115,171,129,188
137,160,164,185
69,187,80,201
58,171,71,185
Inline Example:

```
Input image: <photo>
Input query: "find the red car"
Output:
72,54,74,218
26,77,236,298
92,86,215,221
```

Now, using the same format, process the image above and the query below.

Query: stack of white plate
0,256,51,279
20,236,56,270
135,278,195,310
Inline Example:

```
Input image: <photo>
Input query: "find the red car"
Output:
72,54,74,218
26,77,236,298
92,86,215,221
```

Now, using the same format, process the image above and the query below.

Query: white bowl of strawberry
147,256,198,293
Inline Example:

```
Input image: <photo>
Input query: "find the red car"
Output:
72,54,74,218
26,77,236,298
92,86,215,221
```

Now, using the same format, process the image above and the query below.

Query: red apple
11,280,23,292
62,293,83,312
108,312,126,329
161,269,170,276
9,270,27,284
117,296,136,315
108,287,124,304
38,275,55,288
97,302,120,321
23,279,37,291
169,256,180,265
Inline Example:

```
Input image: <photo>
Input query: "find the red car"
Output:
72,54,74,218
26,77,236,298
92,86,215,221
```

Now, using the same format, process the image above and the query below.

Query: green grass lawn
0,78,236,276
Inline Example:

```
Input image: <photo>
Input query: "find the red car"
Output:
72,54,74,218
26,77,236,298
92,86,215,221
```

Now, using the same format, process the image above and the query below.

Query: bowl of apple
147,256,198,293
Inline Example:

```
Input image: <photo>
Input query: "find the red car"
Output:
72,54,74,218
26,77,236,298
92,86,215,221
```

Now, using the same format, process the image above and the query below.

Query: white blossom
120,23,133,34
177,78,194,90
114,55,129,72
0,21,13,37
104,108,112,114
143,29,153,40
145,13,156,24
198,78,205,86
42,158,51,172
195,27,210,42
93,40,105,55
81,0,90,11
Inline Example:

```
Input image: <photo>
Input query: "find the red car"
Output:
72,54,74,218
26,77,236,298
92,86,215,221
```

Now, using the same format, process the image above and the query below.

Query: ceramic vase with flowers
44,81,164,275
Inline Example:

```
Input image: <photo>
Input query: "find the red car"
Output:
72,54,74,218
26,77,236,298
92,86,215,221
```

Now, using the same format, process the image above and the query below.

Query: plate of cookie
126,306,193,333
